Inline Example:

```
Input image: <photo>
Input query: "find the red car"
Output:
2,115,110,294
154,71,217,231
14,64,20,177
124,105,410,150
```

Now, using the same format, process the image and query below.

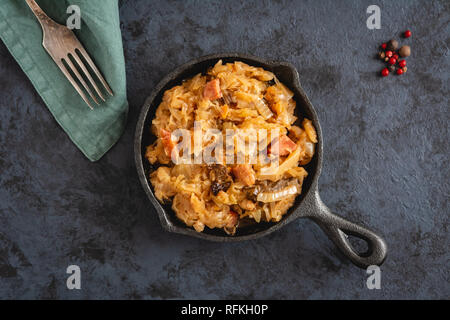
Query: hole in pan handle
307,192,388,269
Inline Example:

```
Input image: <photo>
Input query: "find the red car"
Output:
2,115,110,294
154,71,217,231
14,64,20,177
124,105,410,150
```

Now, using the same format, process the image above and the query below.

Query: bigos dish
145,60,317,235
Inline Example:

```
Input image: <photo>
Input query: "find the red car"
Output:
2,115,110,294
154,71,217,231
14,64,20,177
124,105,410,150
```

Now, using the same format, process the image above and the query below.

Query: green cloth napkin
0,0,128,161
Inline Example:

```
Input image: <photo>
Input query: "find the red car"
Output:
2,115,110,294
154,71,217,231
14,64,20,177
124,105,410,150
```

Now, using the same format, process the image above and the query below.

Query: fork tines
57,48,114,110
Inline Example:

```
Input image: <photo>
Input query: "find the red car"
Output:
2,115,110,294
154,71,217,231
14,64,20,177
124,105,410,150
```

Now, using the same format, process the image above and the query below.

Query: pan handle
306,191,387,268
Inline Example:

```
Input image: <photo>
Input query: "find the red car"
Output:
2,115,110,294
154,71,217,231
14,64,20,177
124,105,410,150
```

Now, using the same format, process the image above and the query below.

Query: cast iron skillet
135,53,387,269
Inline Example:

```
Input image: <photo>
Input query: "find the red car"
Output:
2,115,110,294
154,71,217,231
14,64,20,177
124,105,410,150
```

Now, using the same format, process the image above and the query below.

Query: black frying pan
134,53,387,269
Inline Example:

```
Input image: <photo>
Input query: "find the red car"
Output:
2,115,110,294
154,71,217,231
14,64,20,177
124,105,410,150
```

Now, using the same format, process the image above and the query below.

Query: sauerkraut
146,60,317,235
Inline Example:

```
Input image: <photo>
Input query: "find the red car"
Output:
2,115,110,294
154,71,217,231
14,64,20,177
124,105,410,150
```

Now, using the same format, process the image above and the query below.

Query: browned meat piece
232,164,256,186
269,135,297,156
203,79,222,100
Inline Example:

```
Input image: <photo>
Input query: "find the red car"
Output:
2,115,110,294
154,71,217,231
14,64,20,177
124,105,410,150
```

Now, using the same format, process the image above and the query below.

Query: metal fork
26,0,113,109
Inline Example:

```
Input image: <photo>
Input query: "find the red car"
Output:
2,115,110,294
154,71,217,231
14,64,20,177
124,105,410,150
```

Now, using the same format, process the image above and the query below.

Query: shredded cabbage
146,60,318,234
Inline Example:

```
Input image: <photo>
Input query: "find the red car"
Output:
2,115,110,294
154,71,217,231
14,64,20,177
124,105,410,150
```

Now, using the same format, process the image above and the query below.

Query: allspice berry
387,39,399,51
399,45,411,57
378,51,386,59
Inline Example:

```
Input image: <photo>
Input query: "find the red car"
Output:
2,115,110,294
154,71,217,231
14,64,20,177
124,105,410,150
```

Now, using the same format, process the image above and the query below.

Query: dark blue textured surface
0,0,449,299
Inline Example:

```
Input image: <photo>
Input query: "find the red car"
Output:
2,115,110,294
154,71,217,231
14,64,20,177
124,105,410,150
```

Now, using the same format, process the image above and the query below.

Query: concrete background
0,0,448,299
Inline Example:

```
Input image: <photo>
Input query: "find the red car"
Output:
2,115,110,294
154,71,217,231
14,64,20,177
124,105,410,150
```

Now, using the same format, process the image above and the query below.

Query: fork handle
25,0,56,30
